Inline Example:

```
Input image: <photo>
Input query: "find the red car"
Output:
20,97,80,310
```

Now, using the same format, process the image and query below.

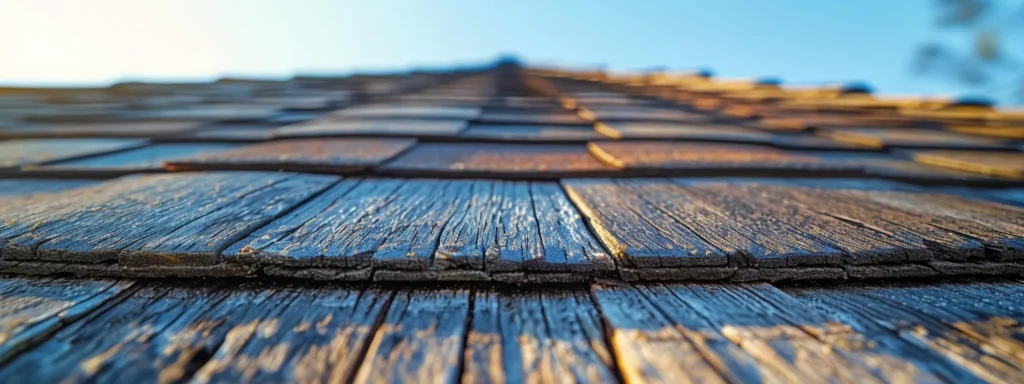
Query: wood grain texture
824,128,1013,149
561,178,729,268
0,172,338,265
462,289,617,384
0,139,147,169
0,179,99,198
461,124,603,142
589,141,861,175
225,178,611,273
0,121,204,139
328,104,482,120
810,151,1020,185
0,277,132,364
165,138,416,173
594,122,773,143
274,119,469,138
911,150,1024,179
380,143,615,178
353,288,470,384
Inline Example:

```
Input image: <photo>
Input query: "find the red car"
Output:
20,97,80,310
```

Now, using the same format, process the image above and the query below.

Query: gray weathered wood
165,138,416,173
0,121,204,139
594,122,771,142
329,104,482,120
589,141,860,175
824,127,1014,149
32,143,242,175
0,138,147,169
461,124,602,142
274,119,469,138
0,179,99,198
353,288,470,384
380,143,615,178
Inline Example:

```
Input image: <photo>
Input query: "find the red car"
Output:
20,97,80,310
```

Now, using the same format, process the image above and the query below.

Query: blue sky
0,0,982,99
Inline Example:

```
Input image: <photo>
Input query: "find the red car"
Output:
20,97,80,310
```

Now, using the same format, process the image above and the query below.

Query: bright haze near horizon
0,0,1001,102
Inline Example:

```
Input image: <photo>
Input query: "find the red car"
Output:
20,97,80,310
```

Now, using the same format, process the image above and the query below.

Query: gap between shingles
453,287,476,384
343,289,399,384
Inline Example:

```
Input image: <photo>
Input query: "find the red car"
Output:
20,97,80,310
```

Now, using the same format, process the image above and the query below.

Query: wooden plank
911,150,1024,179
0,121,204,139
353,288,470,384
838,189,1024,259
28,143,242,175
594,122,772,142
461,124,603,142
192,286,393,384
561,178,728,268
784,283,1022,383
0,172,338,265
682,184,929,265
165,138,416,173
126,103,283,122
591,283,740,383
588,141,860,175
165,123,278,142
669,283,916,383
0,277,133,364
0,179,98,198
463,289,617,384
274,119,468,138
380,143,615,178
225,179,612,273
328,104,482,120
823,127,1013,149
810,151,1019,185
753,184,986,261
771,134,882,151
0,138,147,169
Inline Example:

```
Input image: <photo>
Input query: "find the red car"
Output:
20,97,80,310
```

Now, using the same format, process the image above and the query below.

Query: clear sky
0,0,981,99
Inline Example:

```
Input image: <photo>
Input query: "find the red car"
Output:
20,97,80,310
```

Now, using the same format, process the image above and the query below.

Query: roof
1,61,1024,381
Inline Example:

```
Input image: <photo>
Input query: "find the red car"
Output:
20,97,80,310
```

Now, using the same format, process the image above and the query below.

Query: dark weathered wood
561,178,728,268
31,143,242,175
588,141,860,175
353,288,470,384
0,138,147,169
192,286,393,384
939,187,1024,208
911,150,1024,179
328,104,482,120
591,283,738,383
811,152,1021,185
274,119,469,138
380,143,615,178
785,283,1022,383
838,189,1024,259
127,103,283,122
594,122,772,142
0,172,338,265
753,184,985,261
0,277,133,364
824,127,1013,149
165,123,278,142
165,138,416,173
226,179,611,273
682,184,926,265
668,283,917,383
771,134,882,151
0,121,204,139
462,289,617,384
461,124,603,142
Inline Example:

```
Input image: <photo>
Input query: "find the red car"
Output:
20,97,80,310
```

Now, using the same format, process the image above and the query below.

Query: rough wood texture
226,179,612,273
562,178,729,268
0,121,204,139
380,143,615,178
594,121,771,142
353,288,470,384
328,104,482,120
811,151,1019,185
31,143,242,174
911,150,1024,179
274,119,469,138
463,289,617,384
461,124,603,142
824,128,1013,149
589,141,861,175
165,138,416,173
0,139,147,169
0,277,132,364
0,172,339,265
